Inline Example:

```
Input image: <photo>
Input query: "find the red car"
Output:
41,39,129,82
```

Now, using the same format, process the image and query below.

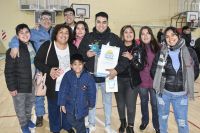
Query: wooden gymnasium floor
0,59,200,133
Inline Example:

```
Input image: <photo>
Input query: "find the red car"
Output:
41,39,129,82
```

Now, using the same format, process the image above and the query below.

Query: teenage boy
63,7,76,31
5,24,36,133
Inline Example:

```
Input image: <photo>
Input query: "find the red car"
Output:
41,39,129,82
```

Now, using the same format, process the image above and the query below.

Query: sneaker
88,124,96,133
28,120,35,129
21,125,31,133
105,126,116,133
85,116,89,127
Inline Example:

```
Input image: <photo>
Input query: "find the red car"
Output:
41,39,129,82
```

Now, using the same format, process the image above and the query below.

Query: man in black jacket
79,12,128,133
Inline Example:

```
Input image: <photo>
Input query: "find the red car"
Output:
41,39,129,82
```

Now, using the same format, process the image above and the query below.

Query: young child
4,24,36,133
58,54,96,133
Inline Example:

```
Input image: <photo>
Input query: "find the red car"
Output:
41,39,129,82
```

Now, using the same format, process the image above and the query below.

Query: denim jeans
35,96,45,117
47,93,72,132
88,82,112,127
115,77,138,125
157,90,189,133
66,114,86,133
138,88,159,129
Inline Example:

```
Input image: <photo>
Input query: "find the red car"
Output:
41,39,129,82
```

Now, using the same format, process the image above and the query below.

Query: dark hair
15,23,30,35
120,25,135,43
64,7,75,15
70,53,84,64
139,26,160,64
51,24,73,43
182,25,190,32
95,12,108,20
73,21,89,39
40,11,52,18
164,26,180,38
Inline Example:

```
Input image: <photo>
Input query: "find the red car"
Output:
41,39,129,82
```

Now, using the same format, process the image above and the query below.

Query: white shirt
54,42,71,91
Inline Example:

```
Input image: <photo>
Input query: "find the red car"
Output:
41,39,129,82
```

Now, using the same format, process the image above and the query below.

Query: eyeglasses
41,17,52,21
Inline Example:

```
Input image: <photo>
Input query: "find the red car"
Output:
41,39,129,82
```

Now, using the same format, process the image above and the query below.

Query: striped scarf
153,39,195,99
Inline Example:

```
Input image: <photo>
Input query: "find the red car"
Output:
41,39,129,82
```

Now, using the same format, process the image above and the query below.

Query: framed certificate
95,44,120,77
105,77,118,92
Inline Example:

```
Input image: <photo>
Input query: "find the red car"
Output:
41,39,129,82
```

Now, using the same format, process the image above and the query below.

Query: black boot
126,124,134,133
119,119,127,133
67,128,75,133
139,123,148,130
36,116,43,127
155,128,160,133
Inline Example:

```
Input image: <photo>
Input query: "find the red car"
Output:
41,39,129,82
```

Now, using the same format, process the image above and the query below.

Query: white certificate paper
96,45,120,77
105,77,118,92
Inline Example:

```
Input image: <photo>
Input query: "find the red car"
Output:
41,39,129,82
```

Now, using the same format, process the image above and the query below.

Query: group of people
4,7,199,133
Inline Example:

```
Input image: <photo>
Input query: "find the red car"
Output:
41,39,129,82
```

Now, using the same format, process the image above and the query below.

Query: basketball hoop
190,19,198,27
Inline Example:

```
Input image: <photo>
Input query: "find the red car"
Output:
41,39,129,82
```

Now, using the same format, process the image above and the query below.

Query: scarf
153,39,195,99
73,37,83,48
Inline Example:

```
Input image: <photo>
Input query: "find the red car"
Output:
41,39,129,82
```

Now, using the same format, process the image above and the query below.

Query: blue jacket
58,69,96,119
9,26,53,51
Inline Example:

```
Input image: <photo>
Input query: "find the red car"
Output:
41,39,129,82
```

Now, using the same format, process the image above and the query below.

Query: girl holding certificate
115,25,145,133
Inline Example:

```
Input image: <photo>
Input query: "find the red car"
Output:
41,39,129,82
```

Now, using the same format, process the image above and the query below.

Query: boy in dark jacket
58,54,96,133
4,24,36,133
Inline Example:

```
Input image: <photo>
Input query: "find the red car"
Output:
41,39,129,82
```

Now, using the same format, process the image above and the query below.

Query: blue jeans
35,96,45,117
138,88,159,129
157,90,189,133
66,114,86,133
88,82,112,127
47,93,72,132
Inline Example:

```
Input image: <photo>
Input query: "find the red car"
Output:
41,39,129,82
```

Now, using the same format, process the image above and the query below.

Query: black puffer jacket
151,47,199,92
79,27,129,83
4,41,36,93
118,43,145,87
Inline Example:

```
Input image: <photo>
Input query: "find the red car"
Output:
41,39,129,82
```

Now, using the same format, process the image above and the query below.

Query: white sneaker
104,126,116,133
85,116,89,127
88,124,96,133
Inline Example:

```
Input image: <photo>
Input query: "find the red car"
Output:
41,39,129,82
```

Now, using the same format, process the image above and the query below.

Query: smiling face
56,28,69,45
95,16,108,33
64,11,75,26
75,23,86,38
40,15,52,30
165,29,179,47
17,28,31,43
123,27,135,43
71,60,84,75
141,28,151,44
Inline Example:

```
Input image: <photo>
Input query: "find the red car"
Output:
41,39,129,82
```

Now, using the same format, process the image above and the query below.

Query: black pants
114,77,138,124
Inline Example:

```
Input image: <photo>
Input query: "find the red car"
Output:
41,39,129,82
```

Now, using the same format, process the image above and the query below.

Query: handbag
34,43,52,96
